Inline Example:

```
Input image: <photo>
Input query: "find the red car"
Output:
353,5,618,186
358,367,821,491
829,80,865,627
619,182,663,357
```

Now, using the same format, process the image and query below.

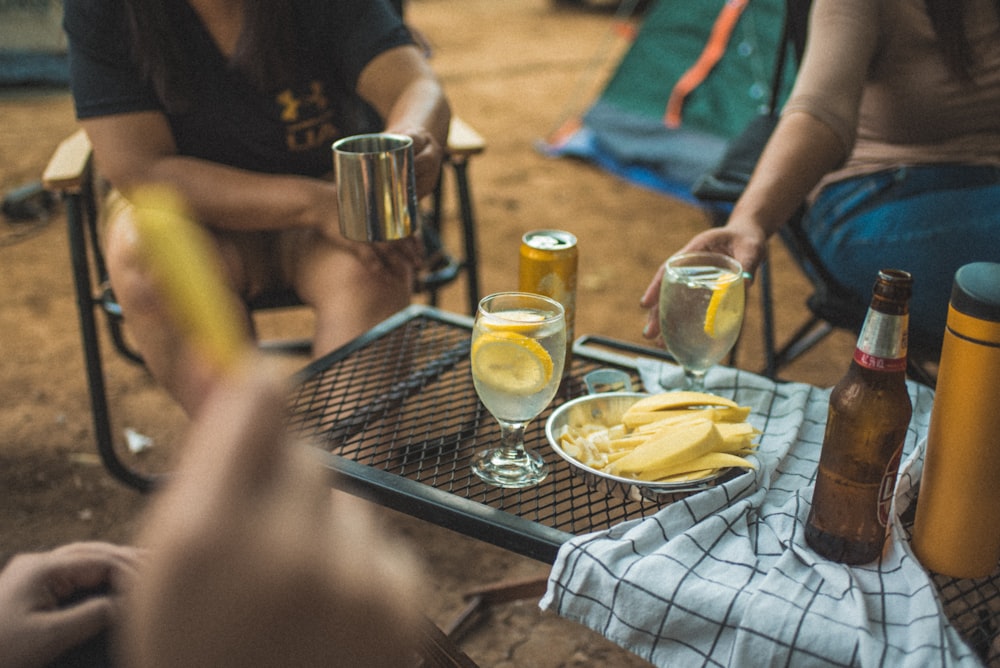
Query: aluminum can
519,230,578,379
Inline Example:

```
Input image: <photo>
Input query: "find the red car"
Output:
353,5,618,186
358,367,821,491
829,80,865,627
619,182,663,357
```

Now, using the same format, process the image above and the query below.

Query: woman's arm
722,111,845,255
641,0,880,339
723,0,880,254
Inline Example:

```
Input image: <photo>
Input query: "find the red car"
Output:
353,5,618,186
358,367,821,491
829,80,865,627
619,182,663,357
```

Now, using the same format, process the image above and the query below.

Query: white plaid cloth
541,361,983,667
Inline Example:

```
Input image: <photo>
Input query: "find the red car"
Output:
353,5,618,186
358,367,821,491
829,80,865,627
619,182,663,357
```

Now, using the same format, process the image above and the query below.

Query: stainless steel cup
332,133,418,242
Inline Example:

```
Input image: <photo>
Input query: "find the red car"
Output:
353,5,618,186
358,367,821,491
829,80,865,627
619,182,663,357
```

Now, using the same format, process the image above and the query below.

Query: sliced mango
649,468,720,484
609,419,721,475
642,450,757,482
627,408,713,431
556,391,759,484
602,435,648,451
624,391,737,415
715,422,761,448
605,449,633,464
710,406,752,423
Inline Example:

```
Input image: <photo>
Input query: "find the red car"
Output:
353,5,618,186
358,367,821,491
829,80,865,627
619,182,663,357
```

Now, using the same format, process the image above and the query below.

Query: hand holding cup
333,133,418,243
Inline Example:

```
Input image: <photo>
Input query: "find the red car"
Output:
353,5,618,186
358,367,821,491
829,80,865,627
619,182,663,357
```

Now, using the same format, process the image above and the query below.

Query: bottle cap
950,262,1000,324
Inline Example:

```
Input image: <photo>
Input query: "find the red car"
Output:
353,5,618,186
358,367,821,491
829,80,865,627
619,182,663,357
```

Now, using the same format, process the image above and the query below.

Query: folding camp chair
42,115,485,492
691,0,807,378
692,0,936,387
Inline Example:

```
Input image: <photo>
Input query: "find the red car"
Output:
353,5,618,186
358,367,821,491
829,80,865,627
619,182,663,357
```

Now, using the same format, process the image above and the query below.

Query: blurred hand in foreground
122,356,422,668
0,541,138,668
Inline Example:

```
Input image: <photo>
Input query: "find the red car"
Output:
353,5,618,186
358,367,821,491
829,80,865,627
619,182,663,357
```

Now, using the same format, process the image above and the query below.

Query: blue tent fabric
543,0,794,200
540,108,724,206
0,52,69,87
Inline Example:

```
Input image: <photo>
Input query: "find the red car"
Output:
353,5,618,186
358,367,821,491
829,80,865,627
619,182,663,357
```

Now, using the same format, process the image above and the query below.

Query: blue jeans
803,164,1000,354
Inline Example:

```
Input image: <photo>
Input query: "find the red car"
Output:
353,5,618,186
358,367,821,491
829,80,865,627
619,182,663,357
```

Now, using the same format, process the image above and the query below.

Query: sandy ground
0,0,856,665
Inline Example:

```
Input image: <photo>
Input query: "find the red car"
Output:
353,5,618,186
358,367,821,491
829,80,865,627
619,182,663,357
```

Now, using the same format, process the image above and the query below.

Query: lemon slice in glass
479,309,546,334
703,273,742,338
472,331,554,395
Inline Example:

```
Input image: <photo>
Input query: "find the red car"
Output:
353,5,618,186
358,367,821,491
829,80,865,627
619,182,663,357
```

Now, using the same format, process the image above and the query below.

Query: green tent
544,0,796,201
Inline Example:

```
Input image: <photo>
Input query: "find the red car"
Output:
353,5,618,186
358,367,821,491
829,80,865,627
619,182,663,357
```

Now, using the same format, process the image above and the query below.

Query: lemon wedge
479,308,546,334
471,331,554,395
703,273,743,338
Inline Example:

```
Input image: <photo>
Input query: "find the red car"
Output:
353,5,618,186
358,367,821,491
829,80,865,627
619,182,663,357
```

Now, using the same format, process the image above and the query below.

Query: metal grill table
288,305,1000,662
288,304,671,562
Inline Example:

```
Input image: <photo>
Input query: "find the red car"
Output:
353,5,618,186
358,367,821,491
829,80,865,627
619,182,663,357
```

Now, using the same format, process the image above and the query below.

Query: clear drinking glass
659,251,746,391
470,292,566,488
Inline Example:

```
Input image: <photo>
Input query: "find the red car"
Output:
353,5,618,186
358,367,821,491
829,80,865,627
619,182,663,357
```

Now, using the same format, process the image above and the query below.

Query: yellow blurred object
129,185,248,372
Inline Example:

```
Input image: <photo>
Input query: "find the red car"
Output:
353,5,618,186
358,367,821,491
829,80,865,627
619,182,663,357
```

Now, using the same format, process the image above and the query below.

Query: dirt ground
0,0,857,665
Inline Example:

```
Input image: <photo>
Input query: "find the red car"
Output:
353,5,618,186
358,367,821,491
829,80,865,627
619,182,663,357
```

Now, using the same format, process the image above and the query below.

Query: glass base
471,448,548,488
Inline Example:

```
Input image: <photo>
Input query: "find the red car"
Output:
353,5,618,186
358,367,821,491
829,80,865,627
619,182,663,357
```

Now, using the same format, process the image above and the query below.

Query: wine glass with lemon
658,251,745,392
470,292,566,488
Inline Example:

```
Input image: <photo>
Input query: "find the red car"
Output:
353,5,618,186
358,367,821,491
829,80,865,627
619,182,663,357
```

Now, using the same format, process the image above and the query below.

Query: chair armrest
43,122,484,188
42,122,480,189
447,116,485,157
42,129,93,194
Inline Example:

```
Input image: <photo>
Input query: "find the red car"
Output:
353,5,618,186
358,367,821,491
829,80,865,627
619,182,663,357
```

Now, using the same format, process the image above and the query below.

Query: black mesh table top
288,305,672,562
287,305,999,662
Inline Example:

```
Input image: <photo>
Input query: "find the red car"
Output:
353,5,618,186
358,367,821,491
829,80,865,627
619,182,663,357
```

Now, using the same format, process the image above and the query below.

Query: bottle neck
853,309,909,373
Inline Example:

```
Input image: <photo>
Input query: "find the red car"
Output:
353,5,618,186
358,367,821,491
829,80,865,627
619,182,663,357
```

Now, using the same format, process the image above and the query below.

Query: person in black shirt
64,0,451,413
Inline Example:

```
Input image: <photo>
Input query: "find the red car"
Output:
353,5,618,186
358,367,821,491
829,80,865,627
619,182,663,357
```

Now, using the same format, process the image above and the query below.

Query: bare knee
304,255,414,355
103,207,165,317
100,203,251,414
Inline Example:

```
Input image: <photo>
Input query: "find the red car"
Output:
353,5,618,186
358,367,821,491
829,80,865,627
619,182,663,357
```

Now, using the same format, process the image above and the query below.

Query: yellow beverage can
518,230,578,379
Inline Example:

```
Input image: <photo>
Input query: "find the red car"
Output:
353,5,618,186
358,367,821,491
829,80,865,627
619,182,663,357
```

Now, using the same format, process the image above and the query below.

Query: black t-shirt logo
277,82,339,152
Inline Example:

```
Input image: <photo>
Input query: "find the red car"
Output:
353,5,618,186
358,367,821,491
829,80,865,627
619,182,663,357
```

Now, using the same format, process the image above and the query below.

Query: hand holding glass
470,292,566,488
659,251,746,391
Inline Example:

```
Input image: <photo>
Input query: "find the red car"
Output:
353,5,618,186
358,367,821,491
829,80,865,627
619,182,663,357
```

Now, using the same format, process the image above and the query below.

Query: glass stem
685,369,706,391
498,420,528,459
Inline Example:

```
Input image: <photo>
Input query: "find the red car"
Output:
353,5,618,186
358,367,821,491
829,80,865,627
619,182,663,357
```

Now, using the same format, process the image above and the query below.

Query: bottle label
853,349,907,373
877,444,904,526
855,311,908,372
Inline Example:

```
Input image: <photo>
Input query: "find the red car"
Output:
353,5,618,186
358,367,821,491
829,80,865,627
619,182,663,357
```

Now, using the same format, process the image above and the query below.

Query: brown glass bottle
804,269,914,564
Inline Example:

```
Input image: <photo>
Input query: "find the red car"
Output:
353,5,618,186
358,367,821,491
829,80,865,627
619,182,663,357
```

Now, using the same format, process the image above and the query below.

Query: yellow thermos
912,262,1000,578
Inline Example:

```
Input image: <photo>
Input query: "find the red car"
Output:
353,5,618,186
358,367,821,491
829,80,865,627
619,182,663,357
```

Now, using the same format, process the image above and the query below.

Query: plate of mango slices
545,390,760,501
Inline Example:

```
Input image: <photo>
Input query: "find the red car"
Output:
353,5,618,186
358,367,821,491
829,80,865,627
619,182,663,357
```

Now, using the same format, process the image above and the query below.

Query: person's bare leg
102,201,254,415
290,233,416,358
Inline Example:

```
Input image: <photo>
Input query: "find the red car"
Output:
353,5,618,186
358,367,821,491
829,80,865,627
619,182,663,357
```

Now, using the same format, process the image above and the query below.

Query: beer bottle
804,269,914,564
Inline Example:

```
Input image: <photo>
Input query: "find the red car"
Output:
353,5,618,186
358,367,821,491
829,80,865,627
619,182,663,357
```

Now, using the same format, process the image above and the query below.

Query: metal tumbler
332,133,418,242
912,262,1000,578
